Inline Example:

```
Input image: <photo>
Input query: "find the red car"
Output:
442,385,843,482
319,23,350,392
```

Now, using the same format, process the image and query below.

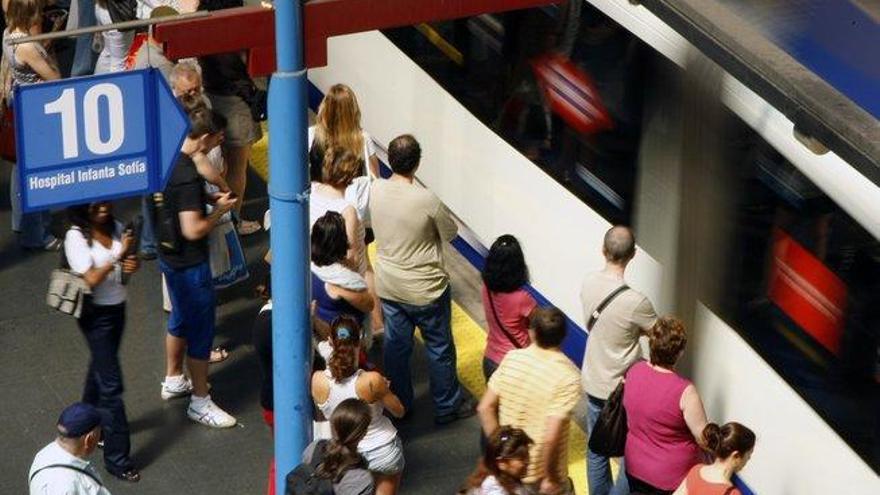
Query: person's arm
368,155,380,179
178,192,235,241
191,151,230,192
65,230,134,288
476,388,500,437
681,384,709,445
431,200,458,243
538,416,568,494
539,373,581,493
16,43,60,81
327,283,374,313
366,372,405,418
341,206,363,270
632,296,657,337
672,478,689,495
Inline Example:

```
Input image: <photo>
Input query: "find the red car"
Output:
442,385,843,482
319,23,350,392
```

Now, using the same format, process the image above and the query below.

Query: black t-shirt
159,155,209,269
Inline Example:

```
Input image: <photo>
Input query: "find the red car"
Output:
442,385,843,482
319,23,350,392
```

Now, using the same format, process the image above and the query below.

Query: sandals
209,346,229,364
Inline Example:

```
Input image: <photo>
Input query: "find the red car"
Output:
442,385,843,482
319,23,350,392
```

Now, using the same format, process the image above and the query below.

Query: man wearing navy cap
28,402,112,494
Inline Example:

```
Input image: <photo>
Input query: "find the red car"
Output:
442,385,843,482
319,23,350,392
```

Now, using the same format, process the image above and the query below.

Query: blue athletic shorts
160,260,216,360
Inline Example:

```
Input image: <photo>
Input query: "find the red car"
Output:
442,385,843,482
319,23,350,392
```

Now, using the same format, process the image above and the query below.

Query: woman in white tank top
312,316,406,495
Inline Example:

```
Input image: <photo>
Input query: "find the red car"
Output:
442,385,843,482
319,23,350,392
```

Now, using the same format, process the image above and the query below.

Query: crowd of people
2,1,758,494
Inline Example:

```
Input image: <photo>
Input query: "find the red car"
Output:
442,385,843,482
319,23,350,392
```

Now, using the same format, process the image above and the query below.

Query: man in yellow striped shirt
478,307,581,495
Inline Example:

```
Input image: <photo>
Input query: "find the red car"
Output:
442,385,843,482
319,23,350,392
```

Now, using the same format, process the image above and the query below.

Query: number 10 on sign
44,84,126,159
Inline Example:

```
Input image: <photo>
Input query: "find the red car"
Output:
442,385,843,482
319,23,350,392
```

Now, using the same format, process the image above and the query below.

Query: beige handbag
46,242,91,319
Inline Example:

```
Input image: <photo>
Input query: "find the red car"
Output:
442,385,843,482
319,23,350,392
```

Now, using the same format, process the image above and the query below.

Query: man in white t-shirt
29,403,112,495
580,226,657,495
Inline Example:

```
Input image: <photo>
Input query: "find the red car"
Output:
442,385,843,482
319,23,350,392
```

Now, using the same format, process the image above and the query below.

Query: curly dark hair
481,235,529,293
648,316,688,368
327,315,362,381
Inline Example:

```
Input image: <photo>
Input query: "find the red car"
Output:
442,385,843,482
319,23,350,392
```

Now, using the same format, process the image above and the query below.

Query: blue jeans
139,195,156,254
10,164,53,247
587,395,629,495
78,302,133,474
381,286,462,417
70,0,98,77
160,259,216,360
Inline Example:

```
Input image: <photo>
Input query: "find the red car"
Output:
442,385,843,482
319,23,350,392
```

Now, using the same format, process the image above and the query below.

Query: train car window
382,3,650,225
718,135,880,472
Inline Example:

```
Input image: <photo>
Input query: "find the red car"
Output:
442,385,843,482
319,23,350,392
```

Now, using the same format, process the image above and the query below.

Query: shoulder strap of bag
587,285,629,332
29,463,103,487
487,291,524,349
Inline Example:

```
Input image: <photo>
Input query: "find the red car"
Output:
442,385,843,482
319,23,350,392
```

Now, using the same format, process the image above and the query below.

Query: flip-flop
209,346,229,364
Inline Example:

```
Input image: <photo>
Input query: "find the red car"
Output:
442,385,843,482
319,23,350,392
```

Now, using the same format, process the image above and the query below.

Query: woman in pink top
622,316,709,494
480,235,537,380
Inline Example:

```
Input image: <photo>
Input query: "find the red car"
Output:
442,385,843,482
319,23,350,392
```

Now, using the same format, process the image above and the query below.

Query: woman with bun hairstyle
311,316,405,495
459,426,534,495
673,422,756,495
622,316,709,494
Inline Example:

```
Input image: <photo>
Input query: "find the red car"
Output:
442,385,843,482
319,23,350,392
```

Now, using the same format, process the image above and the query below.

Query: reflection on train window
383,3,647,225
382,1,880,472
721,139,880,471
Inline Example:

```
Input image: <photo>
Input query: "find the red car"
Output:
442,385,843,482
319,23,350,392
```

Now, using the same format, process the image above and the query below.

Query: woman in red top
480,235,537,380
673,422,756,495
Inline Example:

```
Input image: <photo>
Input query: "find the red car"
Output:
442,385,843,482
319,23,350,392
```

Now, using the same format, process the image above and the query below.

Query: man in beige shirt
580,226,657,495
369,134,474,425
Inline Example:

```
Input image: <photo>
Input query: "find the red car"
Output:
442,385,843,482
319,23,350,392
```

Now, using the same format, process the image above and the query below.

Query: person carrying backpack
288,398,375,495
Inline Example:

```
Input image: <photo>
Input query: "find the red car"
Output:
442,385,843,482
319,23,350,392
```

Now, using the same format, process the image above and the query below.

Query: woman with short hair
480,235,537,380
311,316,405,495
622,316,709,494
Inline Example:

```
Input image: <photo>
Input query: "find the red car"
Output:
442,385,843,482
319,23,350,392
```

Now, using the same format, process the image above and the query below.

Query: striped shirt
488,345,581,484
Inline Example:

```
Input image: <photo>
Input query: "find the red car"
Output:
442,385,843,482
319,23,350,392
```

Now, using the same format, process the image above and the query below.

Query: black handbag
588,380,627,457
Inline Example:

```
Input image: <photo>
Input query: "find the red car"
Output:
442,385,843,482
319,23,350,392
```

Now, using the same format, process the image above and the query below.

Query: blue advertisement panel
14,69,188,213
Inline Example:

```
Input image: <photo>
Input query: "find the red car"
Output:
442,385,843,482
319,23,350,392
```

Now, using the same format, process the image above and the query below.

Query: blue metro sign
14,68,189,212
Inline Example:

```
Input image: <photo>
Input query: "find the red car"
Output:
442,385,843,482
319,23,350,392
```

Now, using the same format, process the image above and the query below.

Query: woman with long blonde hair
311,83,380,179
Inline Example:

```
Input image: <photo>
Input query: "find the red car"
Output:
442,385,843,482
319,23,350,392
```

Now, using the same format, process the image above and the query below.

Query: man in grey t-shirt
580,226,656,495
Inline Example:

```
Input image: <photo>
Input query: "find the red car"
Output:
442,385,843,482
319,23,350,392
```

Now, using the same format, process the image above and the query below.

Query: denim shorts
360,436,405,475
160,260,216,360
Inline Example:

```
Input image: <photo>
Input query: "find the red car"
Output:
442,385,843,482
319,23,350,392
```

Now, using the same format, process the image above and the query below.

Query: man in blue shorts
157,105,237,428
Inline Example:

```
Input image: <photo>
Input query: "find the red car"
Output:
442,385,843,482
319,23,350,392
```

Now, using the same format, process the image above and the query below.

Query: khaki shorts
207,93,262,147
523,478,575,495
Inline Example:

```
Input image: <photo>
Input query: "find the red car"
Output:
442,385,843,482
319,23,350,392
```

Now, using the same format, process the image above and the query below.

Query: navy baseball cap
56,403,107,438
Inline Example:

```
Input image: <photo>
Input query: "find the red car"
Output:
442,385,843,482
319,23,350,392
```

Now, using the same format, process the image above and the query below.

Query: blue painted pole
269,0,310,492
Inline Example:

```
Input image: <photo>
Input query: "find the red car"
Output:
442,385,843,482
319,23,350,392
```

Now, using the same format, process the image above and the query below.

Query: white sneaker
187,397,237,428
160,376,193,400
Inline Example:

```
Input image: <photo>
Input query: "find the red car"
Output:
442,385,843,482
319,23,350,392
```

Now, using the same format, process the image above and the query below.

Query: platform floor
0,166,490,494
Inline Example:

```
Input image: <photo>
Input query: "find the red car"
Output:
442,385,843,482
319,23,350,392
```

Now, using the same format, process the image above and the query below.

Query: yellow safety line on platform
251,134,586,494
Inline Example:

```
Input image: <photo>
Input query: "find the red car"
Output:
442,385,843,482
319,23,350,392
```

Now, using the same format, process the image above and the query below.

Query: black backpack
286,441,334,495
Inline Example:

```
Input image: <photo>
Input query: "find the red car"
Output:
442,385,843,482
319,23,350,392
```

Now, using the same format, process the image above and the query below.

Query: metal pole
8,11,210,44
269,0,310,492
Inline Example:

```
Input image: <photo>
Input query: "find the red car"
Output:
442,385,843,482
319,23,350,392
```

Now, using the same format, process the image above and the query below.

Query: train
308,1,879,493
